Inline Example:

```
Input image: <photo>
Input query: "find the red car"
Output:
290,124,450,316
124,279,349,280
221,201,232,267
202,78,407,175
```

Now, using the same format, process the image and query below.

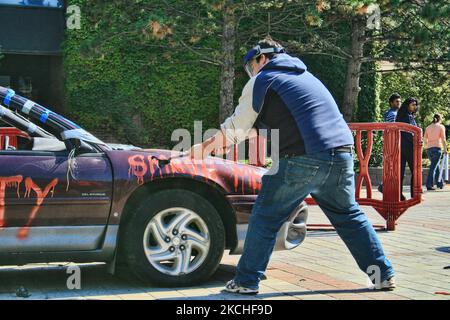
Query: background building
0,0,65,112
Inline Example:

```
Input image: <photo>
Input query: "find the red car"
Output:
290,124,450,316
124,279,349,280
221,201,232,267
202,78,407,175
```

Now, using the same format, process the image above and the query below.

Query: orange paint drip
232,166,240,193
128,155,147,185
251,170,258,194
229,165,262,194
0,176,23,229
20,178,58,239
17,226,30,240
232,166,246,194
256,177,262,191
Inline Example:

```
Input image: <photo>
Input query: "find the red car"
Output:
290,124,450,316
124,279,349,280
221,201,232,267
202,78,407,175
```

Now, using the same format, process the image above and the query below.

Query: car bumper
226,195,308,255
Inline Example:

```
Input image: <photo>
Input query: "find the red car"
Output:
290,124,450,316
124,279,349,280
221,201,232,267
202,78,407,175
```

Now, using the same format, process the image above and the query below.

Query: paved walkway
0,187,449,300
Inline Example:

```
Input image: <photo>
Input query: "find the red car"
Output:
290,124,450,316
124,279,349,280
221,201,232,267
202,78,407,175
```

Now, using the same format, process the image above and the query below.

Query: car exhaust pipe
230,202,308,255
273,202,308,251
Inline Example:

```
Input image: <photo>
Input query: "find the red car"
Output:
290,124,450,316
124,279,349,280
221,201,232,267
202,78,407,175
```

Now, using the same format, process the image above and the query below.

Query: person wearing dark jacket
188,38,395,294
395,97,420,200
384,93,402,122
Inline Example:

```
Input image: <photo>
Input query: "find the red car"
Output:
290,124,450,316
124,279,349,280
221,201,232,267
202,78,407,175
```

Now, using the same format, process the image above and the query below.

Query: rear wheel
121,189,225,287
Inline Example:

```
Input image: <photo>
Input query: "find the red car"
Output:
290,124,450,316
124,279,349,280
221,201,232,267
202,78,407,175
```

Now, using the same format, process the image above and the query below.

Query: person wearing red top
424,114,448,190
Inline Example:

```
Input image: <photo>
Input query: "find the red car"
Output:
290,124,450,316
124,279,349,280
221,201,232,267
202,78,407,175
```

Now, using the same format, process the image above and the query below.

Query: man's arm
188,77,260,159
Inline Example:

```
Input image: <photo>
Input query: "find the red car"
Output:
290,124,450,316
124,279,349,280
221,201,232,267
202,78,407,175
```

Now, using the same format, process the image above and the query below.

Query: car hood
107,143,142,151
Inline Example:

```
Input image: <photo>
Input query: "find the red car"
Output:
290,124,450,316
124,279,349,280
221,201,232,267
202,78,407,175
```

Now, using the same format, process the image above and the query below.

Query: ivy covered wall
63,0,221,147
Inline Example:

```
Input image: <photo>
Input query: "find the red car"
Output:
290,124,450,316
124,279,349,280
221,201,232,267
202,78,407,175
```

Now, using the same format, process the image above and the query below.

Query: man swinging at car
188,37,395,294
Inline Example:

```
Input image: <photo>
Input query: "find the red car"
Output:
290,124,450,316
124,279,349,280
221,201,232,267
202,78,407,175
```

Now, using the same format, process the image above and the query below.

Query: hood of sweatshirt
261,53,307,73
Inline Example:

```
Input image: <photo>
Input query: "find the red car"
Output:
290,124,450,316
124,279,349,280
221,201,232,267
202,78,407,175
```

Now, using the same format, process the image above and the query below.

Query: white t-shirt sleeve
220,76,259,144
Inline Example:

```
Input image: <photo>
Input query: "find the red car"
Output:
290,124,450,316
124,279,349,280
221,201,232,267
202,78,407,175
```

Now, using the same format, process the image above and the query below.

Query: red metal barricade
346,122,423,230
234,122,423,231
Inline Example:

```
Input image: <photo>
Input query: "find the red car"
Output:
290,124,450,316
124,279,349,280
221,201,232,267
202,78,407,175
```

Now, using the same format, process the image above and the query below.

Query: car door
0,145,113,252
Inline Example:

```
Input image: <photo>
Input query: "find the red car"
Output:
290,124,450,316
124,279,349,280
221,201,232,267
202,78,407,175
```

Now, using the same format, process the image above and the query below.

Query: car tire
121,189,225,287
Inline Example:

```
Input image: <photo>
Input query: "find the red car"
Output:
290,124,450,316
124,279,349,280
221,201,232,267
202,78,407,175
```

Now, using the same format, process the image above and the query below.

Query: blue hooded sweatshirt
221,53,354,155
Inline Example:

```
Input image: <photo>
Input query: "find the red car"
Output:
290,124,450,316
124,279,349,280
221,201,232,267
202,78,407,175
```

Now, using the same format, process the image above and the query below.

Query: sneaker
427,187,436,191
372,277,396,291
222,280,259,295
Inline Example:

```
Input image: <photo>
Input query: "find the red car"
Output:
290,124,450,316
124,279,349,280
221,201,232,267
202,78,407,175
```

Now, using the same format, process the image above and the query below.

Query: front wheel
121,189,225,287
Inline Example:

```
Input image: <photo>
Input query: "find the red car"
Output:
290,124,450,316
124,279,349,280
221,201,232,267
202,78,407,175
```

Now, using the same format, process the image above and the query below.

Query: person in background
396,97,420,201
424,114,447,190
378,94,402,193
384,93,402,122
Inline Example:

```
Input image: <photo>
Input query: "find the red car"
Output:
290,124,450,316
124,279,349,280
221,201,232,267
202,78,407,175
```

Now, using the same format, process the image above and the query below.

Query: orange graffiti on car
127,154,262,194
0,176,58,239
18,178,59,239
230,165,261,194
128,155,148,185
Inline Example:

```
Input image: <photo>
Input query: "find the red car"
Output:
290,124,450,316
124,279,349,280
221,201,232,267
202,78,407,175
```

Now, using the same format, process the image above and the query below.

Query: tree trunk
219,1,236,124
342,17,366,122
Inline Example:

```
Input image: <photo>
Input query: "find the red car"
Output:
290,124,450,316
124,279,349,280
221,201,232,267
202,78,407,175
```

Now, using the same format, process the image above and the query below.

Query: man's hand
212,146,231,157
187,143,207,160
187,130,233,161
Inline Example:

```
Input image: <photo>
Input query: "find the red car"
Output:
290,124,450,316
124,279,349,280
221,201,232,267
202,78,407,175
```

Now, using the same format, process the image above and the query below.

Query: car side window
31,137,67,152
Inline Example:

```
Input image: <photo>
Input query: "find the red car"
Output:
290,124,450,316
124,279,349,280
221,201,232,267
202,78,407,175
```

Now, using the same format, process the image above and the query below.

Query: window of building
0,1,63,8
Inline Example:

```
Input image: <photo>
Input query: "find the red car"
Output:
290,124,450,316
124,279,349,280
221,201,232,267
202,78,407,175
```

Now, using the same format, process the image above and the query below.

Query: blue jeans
234,149,395,290
426,147,443,189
